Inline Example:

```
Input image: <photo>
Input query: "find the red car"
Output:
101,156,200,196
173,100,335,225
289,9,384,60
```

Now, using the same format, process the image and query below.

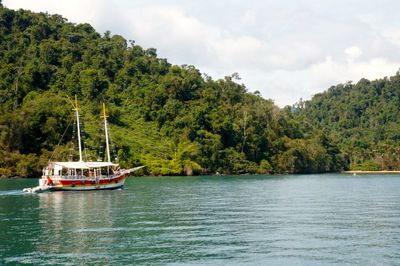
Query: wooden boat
23,97,143,193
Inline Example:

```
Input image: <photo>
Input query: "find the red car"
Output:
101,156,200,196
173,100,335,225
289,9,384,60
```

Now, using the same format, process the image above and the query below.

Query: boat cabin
43,161,119,179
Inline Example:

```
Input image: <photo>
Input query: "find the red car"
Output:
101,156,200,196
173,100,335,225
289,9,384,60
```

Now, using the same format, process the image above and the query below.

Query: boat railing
57,175,95,180
55,175,116,180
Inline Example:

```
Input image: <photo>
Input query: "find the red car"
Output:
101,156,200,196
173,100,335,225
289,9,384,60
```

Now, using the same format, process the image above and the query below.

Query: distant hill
0,5,344,177
301,73,400,171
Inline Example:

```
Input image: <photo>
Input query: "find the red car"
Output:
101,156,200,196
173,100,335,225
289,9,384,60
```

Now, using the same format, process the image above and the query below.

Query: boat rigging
23,97,144,193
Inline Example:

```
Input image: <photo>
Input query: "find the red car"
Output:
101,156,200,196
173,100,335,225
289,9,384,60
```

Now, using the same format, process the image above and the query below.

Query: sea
1,174,399,265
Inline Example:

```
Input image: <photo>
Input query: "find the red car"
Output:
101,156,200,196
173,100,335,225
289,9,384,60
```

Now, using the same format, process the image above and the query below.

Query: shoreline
3,171,400,179
343,170,400,174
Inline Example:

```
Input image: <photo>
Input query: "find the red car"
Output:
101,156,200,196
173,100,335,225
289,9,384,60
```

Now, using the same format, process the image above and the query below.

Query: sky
4,0,400,106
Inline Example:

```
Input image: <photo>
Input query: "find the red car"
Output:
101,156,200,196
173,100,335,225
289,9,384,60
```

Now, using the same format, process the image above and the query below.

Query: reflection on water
1,174,400,264
38,191,116,255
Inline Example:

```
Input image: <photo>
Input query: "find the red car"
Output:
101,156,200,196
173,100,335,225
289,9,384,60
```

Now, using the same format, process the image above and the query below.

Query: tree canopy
0,5,360,177
300,73,400,171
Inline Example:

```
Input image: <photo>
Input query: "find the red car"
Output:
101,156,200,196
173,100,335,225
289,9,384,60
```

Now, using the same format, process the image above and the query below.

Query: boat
23,97,144,193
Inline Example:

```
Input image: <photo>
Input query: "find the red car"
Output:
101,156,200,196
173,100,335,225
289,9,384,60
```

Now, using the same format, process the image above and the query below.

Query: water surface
1,174,400,265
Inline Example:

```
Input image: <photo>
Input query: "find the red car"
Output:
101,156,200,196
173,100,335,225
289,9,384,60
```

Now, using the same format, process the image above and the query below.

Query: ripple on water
1,175,400,265
0,190,26,196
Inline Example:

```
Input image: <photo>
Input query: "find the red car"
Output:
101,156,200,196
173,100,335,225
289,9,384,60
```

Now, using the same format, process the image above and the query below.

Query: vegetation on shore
300,74,400,172
0,5,398,177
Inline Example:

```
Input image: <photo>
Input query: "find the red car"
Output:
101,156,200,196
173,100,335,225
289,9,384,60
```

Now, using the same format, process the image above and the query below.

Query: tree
0,5,374,177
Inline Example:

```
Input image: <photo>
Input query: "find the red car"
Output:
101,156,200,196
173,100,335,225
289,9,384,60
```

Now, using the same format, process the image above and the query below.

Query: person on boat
113,165,121,175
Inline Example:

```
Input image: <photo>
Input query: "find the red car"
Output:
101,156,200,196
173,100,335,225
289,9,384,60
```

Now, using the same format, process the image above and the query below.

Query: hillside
301,73,400,170
0,5,343,177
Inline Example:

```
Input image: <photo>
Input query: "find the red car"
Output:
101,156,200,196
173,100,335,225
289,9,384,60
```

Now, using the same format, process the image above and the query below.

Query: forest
301,74,400,171
0,4,399,177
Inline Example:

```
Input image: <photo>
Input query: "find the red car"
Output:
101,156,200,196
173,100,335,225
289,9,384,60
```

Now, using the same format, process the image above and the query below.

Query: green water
1,174,400,265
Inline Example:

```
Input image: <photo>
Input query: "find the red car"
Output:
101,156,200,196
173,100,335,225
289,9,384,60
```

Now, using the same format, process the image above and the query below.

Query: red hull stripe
53,174,128,187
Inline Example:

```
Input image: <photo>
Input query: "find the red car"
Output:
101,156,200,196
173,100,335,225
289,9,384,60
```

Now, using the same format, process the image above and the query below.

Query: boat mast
73,96,83,162
101,103,111,163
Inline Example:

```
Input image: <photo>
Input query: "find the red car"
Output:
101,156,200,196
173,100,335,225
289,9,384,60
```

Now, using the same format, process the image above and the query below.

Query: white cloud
124,6,216,63
345,46,362,60
252,55,400,106
4,0,98,24
213,36,263,67
309,56,398,86
382,29,400,47
241,9,257,27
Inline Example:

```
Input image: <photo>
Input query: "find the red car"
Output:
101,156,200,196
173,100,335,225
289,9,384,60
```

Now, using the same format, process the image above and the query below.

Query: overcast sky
4,0,400,106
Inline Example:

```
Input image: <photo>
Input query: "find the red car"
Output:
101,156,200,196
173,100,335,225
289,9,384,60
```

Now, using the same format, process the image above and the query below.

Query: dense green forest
1,5,398,177
300,74,400,171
